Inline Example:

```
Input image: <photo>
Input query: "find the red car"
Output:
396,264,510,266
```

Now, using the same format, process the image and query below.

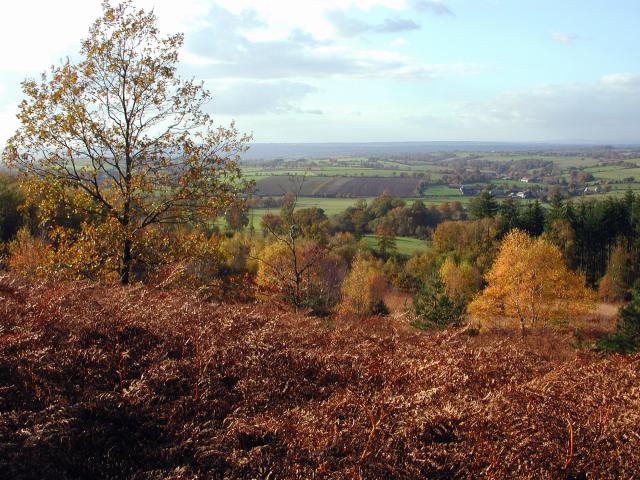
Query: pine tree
413,273,465,329
469,191,498,219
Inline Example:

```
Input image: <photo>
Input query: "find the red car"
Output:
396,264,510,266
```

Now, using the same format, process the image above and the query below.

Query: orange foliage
468,229,595,334
256,240,344,310
339,254,388,316
439,257,482,302
7,227,52,279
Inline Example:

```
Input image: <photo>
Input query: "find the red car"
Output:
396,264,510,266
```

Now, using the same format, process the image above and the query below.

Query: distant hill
243,141,603,161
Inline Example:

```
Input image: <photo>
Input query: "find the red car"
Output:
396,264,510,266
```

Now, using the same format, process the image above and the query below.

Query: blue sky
1,0,639,143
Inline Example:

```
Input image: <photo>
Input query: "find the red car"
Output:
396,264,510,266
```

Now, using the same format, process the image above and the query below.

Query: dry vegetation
1,274,639,479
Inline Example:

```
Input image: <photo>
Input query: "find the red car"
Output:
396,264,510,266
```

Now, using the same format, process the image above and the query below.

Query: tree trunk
120,237,132,285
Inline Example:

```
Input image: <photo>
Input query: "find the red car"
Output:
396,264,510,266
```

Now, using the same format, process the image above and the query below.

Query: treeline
4,168,639,303
254,193,466,242
331,194,465,238
489,191,640,292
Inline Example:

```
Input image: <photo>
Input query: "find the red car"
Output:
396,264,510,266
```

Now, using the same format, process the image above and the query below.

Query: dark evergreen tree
469,191,498,219
598,282,640,353
497,197,520,237
0,175,24,242
519,200,545,236
547,192,565,223
412,273,465,329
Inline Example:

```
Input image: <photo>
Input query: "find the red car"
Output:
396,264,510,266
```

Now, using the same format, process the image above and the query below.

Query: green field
241,150,640,220
362,235,430,256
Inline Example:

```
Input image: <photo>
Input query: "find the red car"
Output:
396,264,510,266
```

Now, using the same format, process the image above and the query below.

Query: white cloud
182,3,480,81
551,31,581,46
600,73,640,89
211,0,409,41
455,74,640,142
207,80,321,115
413,0,454,16
0,105,19,145
0,1,100,71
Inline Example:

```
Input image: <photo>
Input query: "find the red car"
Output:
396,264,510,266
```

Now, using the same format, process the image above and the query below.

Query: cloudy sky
1,0,639,143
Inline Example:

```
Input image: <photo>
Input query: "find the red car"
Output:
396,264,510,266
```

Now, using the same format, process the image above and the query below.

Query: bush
598,284,640,353
7,227,52,279
256,240,345,311
412,273,465,330
339,254,388,317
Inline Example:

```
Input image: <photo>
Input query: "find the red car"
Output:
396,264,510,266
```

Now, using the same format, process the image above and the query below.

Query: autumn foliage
3,1,251,284
255,240,344,311
339,254,388,316
0,274,638,479
469,229,595,334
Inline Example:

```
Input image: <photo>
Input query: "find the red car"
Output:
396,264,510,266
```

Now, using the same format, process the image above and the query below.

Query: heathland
1,275,638,479
2,2,640,479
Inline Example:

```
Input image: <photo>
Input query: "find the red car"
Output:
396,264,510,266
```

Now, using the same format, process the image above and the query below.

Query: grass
362,234,430,256
240,153,640,220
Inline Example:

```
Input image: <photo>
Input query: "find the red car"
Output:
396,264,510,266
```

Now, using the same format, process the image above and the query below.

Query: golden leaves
468,229,595,333
7,0,251,283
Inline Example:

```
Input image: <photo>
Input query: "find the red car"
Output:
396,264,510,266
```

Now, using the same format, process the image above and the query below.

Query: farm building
459,185,478,196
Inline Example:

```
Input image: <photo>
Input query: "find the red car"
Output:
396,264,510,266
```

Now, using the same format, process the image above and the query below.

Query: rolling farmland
254,175,424,197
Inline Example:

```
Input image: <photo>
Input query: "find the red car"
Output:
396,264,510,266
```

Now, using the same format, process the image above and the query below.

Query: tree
547,191,565,223
598,241,635,301
292,207,330,242
497,197,519,237
519,200,545,236
598,282,640,353
468,229,594,335
0,174,24,243
375,225,397,259
469,191,498,219
256,239,344,312
3,1,251,284
256,178,334,310
412,273,465,330
339,254,388,317
439,257,482,303
225,201,250,232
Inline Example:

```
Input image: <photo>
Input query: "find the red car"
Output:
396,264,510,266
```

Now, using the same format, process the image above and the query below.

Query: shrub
598,284,640,353
339,254,388,317
412,273,465,330
256,240,345,311
7,227,53,279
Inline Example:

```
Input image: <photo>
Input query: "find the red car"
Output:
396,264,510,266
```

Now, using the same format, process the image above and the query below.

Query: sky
0,0,639,144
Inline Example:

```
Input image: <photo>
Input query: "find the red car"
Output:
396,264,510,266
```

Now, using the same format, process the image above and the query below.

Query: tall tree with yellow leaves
3,1,251,284
468,229,594,335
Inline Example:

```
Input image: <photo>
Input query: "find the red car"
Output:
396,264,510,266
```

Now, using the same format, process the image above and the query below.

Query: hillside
1,275,638,479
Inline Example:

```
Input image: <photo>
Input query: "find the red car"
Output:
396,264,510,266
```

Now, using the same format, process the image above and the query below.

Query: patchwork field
255,175,423,197
237,149,640,232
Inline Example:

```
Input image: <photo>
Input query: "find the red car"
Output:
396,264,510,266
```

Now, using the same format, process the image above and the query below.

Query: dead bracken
0,274,638,479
